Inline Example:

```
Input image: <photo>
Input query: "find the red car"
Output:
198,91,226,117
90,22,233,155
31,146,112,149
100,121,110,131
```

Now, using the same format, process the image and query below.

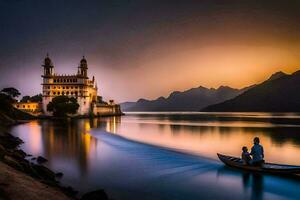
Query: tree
20,95,31,103
1,87,21,98
97,96,107,104
30,94,42,102
0,93,14,113
21,94,42,103
47,96,79,117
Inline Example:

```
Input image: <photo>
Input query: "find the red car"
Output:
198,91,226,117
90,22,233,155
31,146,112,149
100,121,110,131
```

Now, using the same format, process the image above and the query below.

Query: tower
41,54,54,114
78,56,88,77
42,54,54,76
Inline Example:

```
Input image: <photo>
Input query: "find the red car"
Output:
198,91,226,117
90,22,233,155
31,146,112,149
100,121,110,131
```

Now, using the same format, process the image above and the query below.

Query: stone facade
41,55,121,116
13,102,42,115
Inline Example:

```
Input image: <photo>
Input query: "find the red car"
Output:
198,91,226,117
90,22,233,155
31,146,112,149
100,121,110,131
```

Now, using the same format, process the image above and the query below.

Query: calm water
10,112,300,200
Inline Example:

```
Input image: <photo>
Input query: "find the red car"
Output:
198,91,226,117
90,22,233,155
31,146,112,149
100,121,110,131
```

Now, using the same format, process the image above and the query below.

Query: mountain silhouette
202,71,300,112
121,85,251,111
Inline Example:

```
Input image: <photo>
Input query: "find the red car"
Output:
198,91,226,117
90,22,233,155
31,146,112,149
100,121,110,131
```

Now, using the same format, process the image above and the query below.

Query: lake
10,112,300,200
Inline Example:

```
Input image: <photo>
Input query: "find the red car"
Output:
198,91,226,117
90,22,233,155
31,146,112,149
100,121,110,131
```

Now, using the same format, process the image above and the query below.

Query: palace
40,55,121,116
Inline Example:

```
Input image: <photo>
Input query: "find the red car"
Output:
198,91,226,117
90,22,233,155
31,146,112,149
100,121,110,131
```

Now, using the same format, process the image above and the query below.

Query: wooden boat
217,153,300,175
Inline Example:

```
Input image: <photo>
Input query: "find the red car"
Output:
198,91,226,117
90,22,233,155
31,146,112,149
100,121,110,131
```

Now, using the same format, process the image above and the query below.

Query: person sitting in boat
241,146,252,165
250,137,265,166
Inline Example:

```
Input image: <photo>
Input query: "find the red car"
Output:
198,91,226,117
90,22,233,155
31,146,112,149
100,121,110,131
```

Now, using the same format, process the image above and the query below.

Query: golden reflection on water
27,121,43,155
112,115,300,165
11,114,300,168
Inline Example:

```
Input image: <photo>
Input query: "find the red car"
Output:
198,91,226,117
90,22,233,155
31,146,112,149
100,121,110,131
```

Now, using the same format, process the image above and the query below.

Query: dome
80,56,87,64
44,54,53,66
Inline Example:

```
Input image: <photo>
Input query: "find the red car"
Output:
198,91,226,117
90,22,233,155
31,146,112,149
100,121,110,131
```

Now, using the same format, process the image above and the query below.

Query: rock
11,149,27,160
37,156,48,163
0,144,7,159
80,189,109,200
61,186,78,197
3,155,24,171
32,164,55,181
0,134,23,149
55,172,63,178
31,157,36,160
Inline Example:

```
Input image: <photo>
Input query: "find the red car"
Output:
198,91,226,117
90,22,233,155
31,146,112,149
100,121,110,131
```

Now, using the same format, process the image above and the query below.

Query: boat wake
88,130,300,200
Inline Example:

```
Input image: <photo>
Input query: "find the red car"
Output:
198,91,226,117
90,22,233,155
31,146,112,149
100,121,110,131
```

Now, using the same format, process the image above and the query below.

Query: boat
217,153,300,175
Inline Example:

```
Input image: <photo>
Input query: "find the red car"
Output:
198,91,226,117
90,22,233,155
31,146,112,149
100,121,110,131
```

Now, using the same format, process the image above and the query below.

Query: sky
1,0,300,102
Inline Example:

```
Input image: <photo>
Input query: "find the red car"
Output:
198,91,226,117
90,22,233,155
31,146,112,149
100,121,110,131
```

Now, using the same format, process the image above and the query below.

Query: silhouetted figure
241,146,252,165
250,137,264,166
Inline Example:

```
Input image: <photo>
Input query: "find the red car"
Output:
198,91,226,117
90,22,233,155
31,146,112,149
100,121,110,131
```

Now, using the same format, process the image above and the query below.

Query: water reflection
116,113,300,165
9,113,300,199
218,166,264,200
11,113,300,166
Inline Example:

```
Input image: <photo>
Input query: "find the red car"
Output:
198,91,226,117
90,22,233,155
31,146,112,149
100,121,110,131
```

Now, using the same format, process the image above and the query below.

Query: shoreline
0,120,110,200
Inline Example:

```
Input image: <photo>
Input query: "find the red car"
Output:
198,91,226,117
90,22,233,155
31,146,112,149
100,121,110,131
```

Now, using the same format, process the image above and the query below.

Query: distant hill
121,85,252,111
201,71,300,112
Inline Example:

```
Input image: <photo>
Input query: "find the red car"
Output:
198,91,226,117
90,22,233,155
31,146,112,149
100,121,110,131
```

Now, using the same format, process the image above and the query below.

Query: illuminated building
41,55,121,116
13,102,42,114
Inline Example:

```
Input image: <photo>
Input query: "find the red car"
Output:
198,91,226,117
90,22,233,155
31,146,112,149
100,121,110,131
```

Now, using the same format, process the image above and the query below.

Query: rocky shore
0,121,110,200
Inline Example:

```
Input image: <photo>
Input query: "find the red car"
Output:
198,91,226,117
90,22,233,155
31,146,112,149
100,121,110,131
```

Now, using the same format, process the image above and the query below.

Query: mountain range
121,85,253,111
121,70,300,112
202,71,300,112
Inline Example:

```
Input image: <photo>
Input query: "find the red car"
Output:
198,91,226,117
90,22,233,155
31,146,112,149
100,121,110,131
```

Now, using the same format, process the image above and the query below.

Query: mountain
266,71,287,81
201,71,300,112
121,85,251,111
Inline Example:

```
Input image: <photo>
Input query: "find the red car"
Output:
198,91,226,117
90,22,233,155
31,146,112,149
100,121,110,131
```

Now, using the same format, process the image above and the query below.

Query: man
250,137,264,166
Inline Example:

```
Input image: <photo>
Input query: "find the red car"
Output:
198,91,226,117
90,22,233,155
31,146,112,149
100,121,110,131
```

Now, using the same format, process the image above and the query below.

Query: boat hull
217,153,300,175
